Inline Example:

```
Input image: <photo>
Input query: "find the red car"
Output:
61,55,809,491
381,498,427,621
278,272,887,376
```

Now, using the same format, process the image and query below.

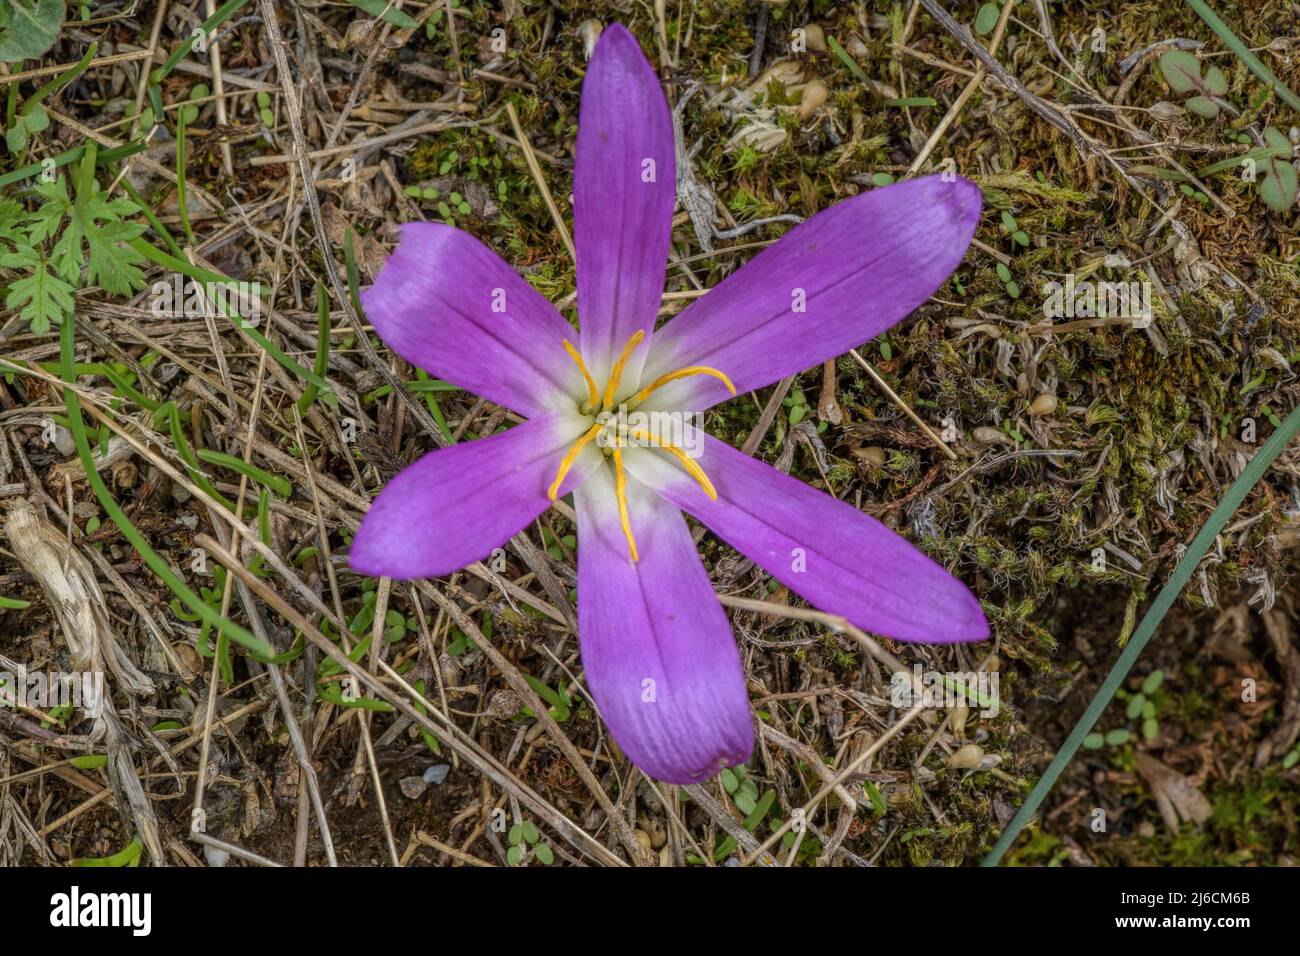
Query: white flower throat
547,329,736,561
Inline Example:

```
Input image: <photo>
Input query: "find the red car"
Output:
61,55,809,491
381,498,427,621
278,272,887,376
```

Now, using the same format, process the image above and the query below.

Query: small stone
948,743,985,769
423,763,451,786
1028,393,1058,417
801,23,827,53
487,688,522,719
203,844,230,868
857,445,887,467
973,426,1013,446
798,79,828,118
52,426,75,456
399,775,428,800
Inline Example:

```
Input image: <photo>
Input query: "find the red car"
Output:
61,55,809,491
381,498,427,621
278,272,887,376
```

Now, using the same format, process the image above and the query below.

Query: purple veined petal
350,411,598,580
361,222,580,418
574,23,676,387
639,175,982,412
575,466,752,784
623,431,989,644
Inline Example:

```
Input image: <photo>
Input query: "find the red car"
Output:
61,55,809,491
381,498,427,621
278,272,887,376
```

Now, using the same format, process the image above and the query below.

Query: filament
628,366,736,408
547,423,603,500
612,448,638,561
629,428,717,500
562,339,600,411
601,329,645,412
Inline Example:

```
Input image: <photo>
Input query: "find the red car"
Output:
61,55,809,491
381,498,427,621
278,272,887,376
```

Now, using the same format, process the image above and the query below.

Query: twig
847,348,957,461
504,101,576,263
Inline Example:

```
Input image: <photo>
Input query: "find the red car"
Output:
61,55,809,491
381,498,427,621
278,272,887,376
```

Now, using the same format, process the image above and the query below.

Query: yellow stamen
628,366,736,408
601,329,645,411
612,448,639,561
547,423,603,500
629,428,718,501
562,339,600,411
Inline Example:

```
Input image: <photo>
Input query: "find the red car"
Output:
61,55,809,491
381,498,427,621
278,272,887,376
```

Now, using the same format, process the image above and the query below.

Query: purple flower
350,24,988,784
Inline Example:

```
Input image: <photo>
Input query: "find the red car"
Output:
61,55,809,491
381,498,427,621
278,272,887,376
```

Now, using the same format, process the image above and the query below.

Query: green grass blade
0,140,143,190
129,239,335,395
60,315,271,658
297,281,331,413
149,0,250,85
1184,0,1300,113
983,399,1300,866
196,448,292,498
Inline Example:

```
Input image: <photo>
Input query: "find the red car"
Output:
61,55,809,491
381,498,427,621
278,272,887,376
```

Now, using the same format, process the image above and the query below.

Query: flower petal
351,412,597,579
361,222,579,417
575,466,752,783
574,23,676,385
624,432,988,644
639,175,982,411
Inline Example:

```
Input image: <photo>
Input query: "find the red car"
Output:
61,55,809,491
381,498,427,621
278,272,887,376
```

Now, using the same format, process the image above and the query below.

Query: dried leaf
1134,752,1212,834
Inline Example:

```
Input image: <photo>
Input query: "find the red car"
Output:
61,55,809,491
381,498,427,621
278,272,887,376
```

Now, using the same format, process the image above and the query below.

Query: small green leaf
712,835,738,860
1141,670,1164,695
0,0,66,63
1185,96,1218,118
974,3,999,36
345,0,418,29
1202,64,1228,96
1258,127,1298,211
73,838,143,867
521,820,539,845
995,262,1012,283
1083,733,1105,750
864,780,887,814
506,844,522,866
720,767,739,793
1104,728,1130,746
534,844,554,865
1126,693,1146,720
1142,718,1159,741
1159,49,1202,95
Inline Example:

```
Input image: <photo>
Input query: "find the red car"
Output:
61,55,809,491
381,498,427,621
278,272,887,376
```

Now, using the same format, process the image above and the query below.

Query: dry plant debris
0,0,1298,868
